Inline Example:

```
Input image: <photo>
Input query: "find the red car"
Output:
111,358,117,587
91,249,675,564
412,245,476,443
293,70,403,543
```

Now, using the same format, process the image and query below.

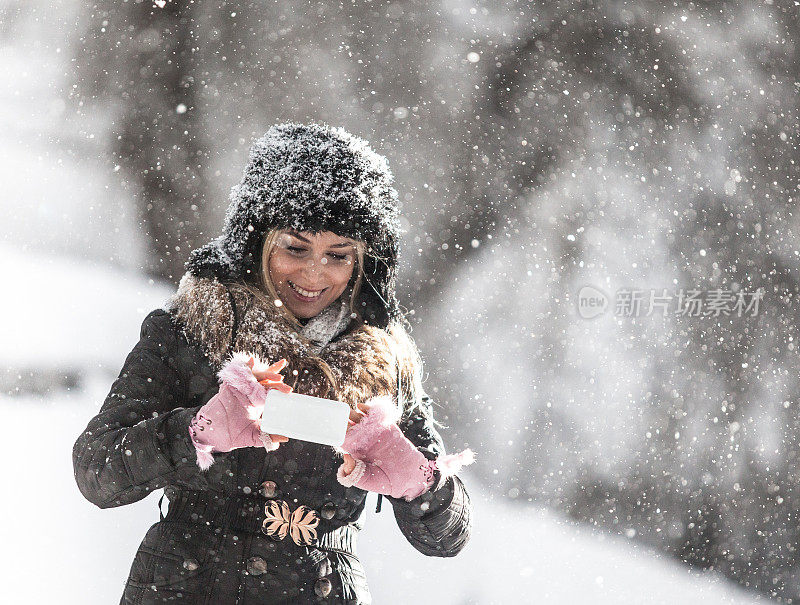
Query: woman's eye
286,246,307,254
328,252,348,262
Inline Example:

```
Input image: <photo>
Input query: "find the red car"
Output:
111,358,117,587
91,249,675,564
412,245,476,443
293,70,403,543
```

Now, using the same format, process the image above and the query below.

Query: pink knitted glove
335,396,475,501
189,352,292,470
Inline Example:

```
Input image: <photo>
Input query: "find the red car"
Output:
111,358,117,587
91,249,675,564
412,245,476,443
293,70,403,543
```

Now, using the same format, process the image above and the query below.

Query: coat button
261,480,278,498
320,502,337,520
314,577,332,598
246,556,268,576
182,558,199,571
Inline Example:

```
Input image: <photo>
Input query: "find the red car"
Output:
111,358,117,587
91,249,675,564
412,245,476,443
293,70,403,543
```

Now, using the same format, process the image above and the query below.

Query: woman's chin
285,299,327,319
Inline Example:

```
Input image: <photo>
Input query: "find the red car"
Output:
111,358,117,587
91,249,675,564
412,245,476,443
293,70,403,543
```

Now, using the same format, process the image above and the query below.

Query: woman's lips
287,280,327,302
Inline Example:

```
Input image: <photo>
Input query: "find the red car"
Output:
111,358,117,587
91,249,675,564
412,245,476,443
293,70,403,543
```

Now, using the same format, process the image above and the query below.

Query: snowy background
3,0,799,602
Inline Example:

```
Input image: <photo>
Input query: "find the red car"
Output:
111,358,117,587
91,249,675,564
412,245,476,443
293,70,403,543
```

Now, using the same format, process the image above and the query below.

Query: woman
73,122,475,604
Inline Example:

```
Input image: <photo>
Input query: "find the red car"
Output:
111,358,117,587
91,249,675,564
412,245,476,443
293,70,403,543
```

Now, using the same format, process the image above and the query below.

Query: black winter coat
72,308,472,604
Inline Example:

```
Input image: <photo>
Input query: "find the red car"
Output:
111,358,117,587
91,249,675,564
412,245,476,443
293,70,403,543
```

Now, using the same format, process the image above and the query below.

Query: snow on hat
186,122,402,328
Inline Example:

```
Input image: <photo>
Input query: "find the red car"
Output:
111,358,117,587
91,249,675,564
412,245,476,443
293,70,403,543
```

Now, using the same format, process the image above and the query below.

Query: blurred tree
73,0,210,282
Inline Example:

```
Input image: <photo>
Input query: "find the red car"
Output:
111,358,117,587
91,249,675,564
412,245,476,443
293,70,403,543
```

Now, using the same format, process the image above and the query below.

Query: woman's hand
247,356,291,444
341,402,369,476
336,396,474,500
189,353,294,470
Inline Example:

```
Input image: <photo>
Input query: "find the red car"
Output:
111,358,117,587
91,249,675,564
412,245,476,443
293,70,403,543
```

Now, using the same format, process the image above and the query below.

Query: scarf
166,273,402,409
299,295,353,354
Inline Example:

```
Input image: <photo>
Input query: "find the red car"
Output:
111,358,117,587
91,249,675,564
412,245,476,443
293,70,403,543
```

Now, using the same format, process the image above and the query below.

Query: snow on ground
0,244,171,370
0,250,767,604
361,480,768,605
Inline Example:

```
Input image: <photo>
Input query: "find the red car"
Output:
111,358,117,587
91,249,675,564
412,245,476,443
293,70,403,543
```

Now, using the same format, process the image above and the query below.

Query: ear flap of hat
359,243,401,329
186,238,237,281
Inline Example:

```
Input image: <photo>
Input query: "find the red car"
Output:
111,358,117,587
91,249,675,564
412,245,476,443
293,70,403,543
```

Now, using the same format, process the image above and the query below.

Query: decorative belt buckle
261,499,320,546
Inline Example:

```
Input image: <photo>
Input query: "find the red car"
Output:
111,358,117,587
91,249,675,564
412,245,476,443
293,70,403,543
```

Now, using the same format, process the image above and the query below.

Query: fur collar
166,273,401,409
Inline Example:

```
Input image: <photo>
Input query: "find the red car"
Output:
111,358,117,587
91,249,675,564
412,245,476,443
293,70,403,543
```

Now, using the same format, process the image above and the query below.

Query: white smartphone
260,390,350,447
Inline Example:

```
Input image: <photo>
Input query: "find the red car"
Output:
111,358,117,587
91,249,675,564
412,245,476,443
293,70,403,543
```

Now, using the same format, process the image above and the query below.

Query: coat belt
162,488,359,554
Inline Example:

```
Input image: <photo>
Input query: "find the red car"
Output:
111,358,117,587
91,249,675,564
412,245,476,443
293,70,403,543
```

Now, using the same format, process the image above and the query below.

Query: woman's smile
287,280,327,300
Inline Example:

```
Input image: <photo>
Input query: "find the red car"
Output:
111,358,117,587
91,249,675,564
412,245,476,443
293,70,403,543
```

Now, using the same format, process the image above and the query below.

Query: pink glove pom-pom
335,395,476,501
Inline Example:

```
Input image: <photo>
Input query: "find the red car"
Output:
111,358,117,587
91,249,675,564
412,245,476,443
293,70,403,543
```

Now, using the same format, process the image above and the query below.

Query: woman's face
268,230,357,319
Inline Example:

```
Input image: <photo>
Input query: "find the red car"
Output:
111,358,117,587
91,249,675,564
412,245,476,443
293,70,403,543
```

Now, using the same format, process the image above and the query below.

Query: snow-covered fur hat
186,122,402,328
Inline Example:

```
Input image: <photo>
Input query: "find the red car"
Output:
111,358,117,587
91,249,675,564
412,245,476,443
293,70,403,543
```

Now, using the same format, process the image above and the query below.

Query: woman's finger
253,368,284,380
260,372,286,382
266,359,288,374
341,453,357,474
254,366,289,382
270,434,289,443
263,383,292,394
348,408,366,423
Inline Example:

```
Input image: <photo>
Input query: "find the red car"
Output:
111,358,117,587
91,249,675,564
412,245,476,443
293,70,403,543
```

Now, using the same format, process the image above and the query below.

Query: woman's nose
301,256,324,278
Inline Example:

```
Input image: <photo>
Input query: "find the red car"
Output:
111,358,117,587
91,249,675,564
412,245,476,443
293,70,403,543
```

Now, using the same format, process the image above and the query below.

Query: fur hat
186,122,402,328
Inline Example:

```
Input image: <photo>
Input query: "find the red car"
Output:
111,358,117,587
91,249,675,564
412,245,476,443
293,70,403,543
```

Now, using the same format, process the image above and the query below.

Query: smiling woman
72,122,474,605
